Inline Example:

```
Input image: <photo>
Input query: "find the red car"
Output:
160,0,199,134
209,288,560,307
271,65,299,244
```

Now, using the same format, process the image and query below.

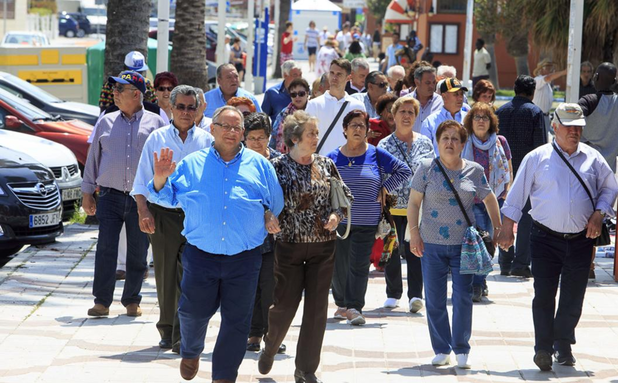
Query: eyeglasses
290,91,307,98
157,86,174,92
346,123,366,130
372,82,388,88
213,122,244,132
174,104,198,112
113,84,136,93
245,136,268,142
473,115,490,122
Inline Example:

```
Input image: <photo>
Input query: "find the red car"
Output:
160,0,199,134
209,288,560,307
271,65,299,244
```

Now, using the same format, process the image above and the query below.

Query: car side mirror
5,115,23,129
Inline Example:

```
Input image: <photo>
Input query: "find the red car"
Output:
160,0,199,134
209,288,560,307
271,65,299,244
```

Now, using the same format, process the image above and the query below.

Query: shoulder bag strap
551,142,596,210
434,158,473,227
394,138,414,171
316,100,349,153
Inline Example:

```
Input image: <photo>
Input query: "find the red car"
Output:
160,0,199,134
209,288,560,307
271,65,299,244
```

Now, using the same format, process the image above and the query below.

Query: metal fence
26,13,58,40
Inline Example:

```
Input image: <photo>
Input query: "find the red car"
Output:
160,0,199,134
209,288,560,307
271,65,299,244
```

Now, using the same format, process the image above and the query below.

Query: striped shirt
326,145,411,226
305,27,320,48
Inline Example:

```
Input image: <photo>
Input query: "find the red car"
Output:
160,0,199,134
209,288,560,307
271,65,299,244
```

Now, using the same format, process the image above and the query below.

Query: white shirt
305,91,366,155
532,75,553,114
472,47,491,77
336,31,352,50
319,31,329,46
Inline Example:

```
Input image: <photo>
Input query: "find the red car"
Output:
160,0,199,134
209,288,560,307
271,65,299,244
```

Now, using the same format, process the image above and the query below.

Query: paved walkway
0,224,617,382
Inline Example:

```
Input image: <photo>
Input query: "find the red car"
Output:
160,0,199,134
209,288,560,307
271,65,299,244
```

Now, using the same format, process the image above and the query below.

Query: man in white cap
99,50,158,111
497,103,618,372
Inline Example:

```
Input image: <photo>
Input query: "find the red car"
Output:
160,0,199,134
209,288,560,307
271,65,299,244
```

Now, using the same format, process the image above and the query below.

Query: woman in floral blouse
258,110,353,383
377,96,435,314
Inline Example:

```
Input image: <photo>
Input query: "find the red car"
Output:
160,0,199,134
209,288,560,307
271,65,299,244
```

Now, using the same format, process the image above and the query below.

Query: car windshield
0,74,62,103
0,88,54,120
3,33,49,46
82,7,106,16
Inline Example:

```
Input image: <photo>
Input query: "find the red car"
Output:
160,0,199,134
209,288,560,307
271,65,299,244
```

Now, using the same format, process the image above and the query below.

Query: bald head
594,62,617,92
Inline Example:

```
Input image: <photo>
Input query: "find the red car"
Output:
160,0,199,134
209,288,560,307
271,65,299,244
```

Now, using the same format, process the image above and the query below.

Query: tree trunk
171,0,208,90
506,28,530,77
485,43,499,88
514,55,530,76
104,0,150,79
273,0,291,78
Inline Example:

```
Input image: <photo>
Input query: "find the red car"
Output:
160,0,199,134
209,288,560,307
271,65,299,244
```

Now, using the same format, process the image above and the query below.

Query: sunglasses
157,86,174,92
113,84,136,93
212,122,243,132
290,91,307,98
372,82,388,88
174,104,198,112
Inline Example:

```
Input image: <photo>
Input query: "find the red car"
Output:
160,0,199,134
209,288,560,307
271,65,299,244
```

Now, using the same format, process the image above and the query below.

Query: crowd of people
82,41,618,382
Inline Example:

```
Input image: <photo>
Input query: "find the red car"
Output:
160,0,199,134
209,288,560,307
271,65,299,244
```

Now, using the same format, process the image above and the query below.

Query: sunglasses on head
157,86,174,92
290,91,307,98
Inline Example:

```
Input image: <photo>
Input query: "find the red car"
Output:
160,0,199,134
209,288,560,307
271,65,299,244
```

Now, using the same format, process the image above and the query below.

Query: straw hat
533,58,555,76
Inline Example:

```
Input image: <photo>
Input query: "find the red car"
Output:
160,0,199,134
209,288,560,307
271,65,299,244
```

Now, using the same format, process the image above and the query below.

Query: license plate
29,212,61,228
62,187,82,201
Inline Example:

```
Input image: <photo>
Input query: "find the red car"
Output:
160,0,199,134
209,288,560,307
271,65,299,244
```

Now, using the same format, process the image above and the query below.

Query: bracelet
409,225,419,230
494,227,501,231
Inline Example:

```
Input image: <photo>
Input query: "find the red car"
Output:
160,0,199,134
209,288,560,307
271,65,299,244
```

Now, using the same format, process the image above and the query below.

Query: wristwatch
596,209,606,218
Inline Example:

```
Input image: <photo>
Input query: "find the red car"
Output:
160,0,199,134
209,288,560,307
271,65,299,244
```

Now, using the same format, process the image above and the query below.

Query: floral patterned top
377,132,435,212
271,154,353,243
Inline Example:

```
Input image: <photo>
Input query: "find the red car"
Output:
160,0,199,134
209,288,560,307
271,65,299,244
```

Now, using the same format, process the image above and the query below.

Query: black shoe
511,267,533,278
534,350,553,371
172,341,180,354
246,342,261,352
258,350,275,375
294,369,323,383
278,343,286,354
472,286,482,302
554,351,576,366
500,270,510,276
159,339,172,349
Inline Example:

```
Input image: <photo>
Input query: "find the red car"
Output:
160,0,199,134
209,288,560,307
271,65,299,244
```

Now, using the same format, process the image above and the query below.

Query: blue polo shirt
203,87,262,118
262,81,291,122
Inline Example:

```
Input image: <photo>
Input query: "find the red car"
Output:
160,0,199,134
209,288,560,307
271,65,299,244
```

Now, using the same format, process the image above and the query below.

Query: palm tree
104,0,151,78
499,0,530,76
583,0,618,64
474,0,500,87
171,0,208,89
273,0,292,78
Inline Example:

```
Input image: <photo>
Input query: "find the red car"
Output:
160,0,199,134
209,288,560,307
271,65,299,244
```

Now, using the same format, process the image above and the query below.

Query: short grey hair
194,87,205,106
581,61,594,72
437,65,457,78
283,110,318,148
414,66,436,81
281,60,300,76
170,85,198,106
351,58,370,72
387,65,405,78
212,105,244,126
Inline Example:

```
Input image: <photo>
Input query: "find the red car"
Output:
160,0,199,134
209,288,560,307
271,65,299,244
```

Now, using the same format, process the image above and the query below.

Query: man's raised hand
154,148,176,179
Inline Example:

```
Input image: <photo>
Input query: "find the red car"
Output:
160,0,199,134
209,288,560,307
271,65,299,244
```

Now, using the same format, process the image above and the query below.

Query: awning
384,0,417,24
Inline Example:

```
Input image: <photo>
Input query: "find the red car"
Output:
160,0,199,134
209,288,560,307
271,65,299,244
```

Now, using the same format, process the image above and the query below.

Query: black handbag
551,143,611,246
434,159,496,258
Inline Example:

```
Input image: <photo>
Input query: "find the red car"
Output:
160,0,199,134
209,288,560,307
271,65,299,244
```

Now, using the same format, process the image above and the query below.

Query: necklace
342,153,358,167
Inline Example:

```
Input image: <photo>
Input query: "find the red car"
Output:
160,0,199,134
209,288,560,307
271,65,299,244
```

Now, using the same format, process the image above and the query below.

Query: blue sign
252,7,269,93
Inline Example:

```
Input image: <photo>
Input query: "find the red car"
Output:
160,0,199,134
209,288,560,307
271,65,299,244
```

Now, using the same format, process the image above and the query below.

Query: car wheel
0,245,23,258
65,29,75,38
77,29,86,38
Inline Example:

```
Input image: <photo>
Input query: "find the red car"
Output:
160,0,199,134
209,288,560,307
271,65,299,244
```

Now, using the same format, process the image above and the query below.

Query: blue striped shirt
326,145,411,225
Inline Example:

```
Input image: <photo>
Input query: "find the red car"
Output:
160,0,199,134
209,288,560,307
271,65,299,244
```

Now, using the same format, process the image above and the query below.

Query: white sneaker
346,308,366,326
456,353,471,369
432,353,451,366
383,298,399,308
409,297,424,313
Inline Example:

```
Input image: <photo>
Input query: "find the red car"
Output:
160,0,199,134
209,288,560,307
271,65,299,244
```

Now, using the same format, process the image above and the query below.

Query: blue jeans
422,243,474,355
179,243,261,381
93,187,148,307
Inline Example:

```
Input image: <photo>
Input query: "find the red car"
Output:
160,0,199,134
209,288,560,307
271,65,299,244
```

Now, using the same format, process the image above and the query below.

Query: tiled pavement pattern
0,224,617,382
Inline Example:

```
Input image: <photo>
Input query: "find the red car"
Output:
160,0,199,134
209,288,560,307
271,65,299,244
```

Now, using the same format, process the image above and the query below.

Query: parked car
0,146,63,257
80,5,107,34
0,130,82,220
0,88,92,169
0,71,100,126
59,14,85,38
1,31,50,46
62,12,91,35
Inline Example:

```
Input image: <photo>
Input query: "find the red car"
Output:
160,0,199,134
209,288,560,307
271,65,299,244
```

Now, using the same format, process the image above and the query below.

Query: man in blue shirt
149,105,284,382
261,60,302,122
131,85,214,354
203,63,262,118
383,33,403,72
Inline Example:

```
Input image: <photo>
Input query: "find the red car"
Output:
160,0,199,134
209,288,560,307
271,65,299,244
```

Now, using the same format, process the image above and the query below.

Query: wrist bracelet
409,225,419,231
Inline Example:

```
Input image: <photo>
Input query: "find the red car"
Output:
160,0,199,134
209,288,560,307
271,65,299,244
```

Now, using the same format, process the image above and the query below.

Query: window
437,0,467,14
429,23,459,54
0,0,15,19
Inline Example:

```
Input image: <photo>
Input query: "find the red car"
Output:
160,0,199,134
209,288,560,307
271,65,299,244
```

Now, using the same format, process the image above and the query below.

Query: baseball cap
124,51,148,72
440,77,468,93
553,103,586,127
108,70,146,94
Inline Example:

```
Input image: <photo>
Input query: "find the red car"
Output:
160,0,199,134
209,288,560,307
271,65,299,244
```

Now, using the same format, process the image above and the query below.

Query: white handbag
330,177,352,239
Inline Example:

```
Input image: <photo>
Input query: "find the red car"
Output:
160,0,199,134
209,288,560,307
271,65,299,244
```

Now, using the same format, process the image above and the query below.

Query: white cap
124,51,148,72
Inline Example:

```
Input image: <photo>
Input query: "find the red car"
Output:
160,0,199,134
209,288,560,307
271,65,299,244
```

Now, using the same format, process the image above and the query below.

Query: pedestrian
344,39,366,61
305,58,365,155
461,102,513,302
131,85,214,354
495,75,547,277
281,21,297,66
472,79,496,106
203,63,261,117
336,22,352,52
82,71,167,318
408,120,501,369
229,37,245,81
262,60,302,122
315,37,340,77
318,26,329,47
227,96,257,116
149,105,284,381
305,21,320,72
270,78,310,153
193,88,211,132
472,38,491,88
579,61,595,99
154,71,179,121
421,78,469,153
372,23,381,62
377,97,435,312
386,65,405,91
368,93,398,146
242,112,287,355
497,103,618,372
532,59,567,130
409,65,444,133
383,34,403,73
345,57,369,95
351,70,388,119
258,110,353,383
327,109,411,326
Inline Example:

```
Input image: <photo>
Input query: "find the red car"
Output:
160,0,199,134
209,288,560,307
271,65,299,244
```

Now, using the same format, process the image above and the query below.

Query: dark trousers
500,199,532,272
472,75,490,89
178,244,261,381
93,187,148,307
384,216,423,300
264,240,336,374
249,251,275,338
529,223,594,354
332,224,378,312
148,203,185,345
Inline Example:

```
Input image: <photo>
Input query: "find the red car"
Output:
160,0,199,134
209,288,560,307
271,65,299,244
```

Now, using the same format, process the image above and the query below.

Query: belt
533,221,586,240
148,202,184,213
105,187,131,195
